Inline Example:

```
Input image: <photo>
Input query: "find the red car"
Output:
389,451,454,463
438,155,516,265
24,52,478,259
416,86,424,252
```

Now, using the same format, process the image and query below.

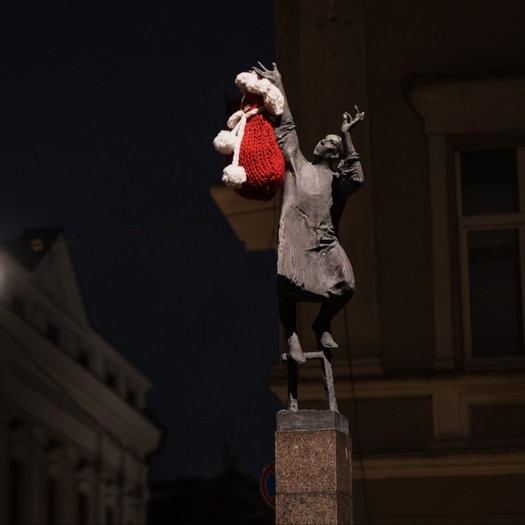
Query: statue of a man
253,63,365,364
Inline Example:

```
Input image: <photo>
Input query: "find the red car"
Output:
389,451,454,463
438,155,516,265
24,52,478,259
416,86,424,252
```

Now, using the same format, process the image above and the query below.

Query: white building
0,228,161,525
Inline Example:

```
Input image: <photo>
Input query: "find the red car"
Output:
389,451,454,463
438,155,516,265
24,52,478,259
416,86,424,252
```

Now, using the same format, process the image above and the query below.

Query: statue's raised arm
252,62,305,166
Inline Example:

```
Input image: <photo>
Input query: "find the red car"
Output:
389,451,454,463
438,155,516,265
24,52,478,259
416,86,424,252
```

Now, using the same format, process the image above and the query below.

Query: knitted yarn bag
213,72,285,201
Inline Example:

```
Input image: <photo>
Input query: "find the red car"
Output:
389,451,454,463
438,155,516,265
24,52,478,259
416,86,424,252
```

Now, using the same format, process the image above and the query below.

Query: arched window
8,420,33,525
44,441,68,525
77,491,90,525
46,475,60,525
75,460,96,525
8,458,22,525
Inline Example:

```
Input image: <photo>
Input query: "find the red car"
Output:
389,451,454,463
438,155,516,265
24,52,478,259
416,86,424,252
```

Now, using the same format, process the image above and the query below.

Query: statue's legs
312,291,353,348
278,297,306,364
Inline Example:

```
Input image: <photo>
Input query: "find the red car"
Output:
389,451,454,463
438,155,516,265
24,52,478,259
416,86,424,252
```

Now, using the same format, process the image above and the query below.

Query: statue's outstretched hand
252,62,282,86
341,106,365,133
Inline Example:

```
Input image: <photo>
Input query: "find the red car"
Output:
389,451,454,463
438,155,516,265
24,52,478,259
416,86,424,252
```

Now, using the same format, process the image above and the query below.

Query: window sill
465,356,525,372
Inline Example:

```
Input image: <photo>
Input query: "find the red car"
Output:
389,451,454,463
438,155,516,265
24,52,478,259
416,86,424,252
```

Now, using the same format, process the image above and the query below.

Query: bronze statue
253,63,364,365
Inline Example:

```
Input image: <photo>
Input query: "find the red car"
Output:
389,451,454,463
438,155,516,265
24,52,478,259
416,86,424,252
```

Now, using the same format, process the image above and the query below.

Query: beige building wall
213,0,525,523
272,1,525,523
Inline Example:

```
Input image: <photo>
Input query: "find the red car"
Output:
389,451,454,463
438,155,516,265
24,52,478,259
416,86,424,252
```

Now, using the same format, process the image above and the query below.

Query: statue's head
313,134,343,162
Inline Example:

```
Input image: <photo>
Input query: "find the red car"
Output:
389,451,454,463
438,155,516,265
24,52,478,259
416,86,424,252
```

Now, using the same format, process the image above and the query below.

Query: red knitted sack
213,72,285,201
233,93,285,200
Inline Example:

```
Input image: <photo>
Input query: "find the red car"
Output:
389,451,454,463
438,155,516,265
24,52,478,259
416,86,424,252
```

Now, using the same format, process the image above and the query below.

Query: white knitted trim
235,72,284,116
227,110,244,130
222,164,246,188
213,130,237,155
214,105,263,189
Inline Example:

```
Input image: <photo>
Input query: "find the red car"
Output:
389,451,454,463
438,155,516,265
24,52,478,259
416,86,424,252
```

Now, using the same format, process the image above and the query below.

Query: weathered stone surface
275,410,352,524
276,429,351,494
276,493,352,525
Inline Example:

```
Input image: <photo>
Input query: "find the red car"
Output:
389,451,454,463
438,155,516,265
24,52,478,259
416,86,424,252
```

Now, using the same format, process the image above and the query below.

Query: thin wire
342,306,373,525
64,206,278,246
0,205,278,254
268,194,281,251
265,197,281,283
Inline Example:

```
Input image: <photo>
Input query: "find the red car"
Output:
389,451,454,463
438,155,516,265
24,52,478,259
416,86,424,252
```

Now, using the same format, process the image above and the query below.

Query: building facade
0,229,161,525
211,1,525,523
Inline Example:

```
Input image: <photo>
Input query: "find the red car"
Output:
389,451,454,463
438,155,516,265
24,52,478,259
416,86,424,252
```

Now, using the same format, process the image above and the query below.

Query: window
47,477,59,525
105,506,115,525
77,491,90,525
105,371,117,390
77,349,91,369
126,388,137,407
8,459,21,525
10,294,25,318
457,147,525,362
46,323,60,345
409,74,525,371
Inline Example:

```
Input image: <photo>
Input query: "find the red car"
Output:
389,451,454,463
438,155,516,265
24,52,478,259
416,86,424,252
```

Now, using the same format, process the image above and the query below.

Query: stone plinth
275,410,352,525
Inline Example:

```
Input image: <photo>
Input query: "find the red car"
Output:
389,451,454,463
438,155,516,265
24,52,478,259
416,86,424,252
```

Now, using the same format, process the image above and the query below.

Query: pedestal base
275,410,352,525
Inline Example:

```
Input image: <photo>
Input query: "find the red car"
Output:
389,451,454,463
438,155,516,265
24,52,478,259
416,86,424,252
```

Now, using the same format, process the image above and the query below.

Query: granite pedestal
275,410,352,525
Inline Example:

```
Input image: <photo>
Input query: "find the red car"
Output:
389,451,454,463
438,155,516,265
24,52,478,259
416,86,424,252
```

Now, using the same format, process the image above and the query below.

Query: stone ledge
277,409,349,434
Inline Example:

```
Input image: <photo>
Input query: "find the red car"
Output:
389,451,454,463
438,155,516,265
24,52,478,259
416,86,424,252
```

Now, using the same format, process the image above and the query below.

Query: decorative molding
408,76,525,136
354,450,525,480
0,248,153,392
408,75,525,371
272,370,525,402
1,310,160,459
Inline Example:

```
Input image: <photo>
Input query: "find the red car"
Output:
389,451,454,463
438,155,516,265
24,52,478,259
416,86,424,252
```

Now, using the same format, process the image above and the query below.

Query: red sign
259,462,276,509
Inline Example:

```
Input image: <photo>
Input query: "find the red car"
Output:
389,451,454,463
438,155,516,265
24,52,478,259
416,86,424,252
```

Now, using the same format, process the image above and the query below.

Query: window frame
409,75,525,371
456,145,525,369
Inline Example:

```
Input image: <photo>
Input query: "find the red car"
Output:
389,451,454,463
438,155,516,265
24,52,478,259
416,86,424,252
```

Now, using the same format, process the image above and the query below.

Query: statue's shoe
319,331,339,349
312,321,339,349
287,333,306,364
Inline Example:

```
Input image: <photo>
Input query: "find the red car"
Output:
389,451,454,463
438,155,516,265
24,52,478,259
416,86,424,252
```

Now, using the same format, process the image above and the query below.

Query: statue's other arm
337,109,365,196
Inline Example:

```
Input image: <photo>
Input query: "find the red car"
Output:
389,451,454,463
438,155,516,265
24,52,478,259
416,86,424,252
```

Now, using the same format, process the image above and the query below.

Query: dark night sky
0,2,283,480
